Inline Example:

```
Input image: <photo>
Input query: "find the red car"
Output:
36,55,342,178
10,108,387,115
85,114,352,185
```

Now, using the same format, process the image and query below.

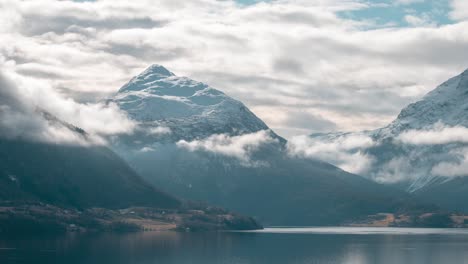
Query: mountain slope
0,111,180,209
112,64,278,143
381,69,468,134
0,107,265,232
308,68,468,212
108,65,430,226
0,139,182,209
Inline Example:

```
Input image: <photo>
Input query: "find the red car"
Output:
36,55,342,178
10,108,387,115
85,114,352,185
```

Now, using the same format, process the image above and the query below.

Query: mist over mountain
0,68,180,210
304,69,468,212
108,65,429,226
0,109,180,209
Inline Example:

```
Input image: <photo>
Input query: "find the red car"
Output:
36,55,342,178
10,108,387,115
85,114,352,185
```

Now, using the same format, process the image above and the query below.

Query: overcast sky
1,0,468,138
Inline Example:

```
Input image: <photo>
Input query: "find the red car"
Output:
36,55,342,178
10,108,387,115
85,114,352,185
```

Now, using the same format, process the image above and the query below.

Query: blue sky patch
340,0,452,28
234,0,453,27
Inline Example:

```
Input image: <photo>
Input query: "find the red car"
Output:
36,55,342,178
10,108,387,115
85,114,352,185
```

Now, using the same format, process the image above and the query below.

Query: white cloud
176,130,276,165
0,61,136,145
397,124,468,145
431,148,468,177
139,146,155,152
404,14,435,27
147,126,172,135
287,133,376,174
373,157,414,184
0,70,97,145
450,0,468,21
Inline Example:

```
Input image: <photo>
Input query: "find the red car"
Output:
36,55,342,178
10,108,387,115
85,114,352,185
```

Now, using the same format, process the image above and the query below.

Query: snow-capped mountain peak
144,64,175,76
381,68,468,135
118,64,175,93
111,64,271,141
423,68,468,101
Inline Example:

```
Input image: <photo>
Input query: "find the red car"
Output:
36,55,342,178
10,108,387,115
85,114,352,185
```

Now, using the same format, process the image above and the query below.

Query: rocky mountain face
308,69,468,212
108,65,430,226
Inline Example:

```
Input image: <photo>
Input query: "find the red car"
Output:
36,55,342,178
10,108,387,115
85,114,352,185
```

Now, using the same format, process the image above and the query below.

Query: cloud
252,107,338,137
404,14,436,27
431,148,468,177
287,133,376,174
372,157,415,184
139,146,155,152
450,0,468,21
0,60,136,145
395,0,425,5
0,69,95,145
1,0,468,139
147,126,172,135
176,130,276,165
290,122,468,184
397,124,468,145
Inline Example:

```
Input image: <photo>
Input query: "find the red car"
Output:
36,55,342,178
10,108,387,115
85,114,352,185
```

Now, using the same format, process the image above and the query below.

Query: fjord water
2,228,468,264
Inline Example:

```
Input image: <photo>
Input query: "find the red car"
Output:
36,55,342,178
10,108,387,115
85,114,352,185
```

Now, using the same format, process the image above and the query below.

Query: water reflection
2,228,468,264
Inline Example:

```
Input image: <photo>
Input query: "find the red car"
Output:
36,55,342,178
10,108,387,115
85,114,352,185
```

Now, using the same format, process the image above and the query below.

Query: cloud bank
291,122,468,184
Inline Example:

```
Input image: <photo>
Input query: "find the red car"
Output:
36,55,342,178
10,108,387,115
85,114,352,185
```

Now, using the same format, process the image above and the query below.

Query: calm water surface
2,227,468,264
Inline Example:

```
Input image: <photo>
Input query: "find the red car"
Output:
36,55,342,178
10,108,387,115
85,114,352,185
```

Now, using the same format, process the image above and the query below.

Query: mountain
0,111,180,209
0,109,262,233
108,64,430,226
112,64,278,142
381,69,468,133
308,69,468,212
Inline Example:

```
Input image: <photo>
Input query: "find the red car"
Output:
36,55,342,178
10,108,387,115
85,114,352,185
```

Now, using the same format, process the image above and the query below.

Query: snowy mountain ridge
111,64,272,142
377,68,468,138
306,68,468,195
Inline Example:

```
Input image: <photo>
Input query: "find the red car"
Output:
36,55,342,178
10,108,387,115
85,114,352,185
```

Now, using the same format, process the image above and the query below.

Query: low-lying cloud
147,126,171,135
287,133,377,174
176,130,276,165
0,62,136,145
288,122,468,185
397,123,468,145
431,147,468,177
